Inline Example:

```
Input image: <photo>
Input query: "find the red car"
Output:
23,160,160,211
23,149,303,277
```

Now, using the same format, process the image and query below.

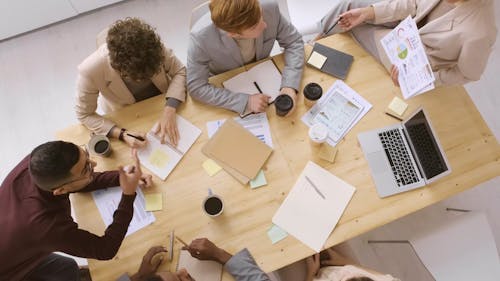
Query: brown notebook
202,118,273,184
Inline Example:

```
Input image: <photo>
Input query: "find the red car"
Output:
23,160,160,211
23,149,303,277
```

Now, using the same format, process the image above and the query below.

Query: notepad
388,96,408,116
138,115,201,181
272,161,356,252
144,193,163,211
223,60,282,102
250,170,267,189
202,159,222,177
307,43,353,80
202,119,273,184
177,250,222,281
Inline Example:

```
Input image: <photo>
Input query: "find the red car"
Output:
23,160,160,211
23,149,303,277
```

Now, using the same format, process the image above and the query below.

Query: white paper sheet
302,81,372,146
380,16,435,99
92,187,155,237
206,113,273,148
223,60,282,102
272,161,356,252
138,115,201,180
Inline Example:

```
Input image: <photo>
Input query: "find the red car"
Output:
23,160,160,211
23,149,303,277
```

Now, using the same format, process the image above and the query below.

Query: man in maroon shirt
0,140,152,281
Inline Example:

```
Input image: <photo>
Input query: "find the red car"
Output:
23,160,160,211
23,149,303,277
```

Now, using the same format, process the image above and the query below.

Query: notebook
357,107,451,198
137,115,201,181
222,59,282,102
307,43,353,80
272,161,356,252
177,250,222,281
202,118,273,184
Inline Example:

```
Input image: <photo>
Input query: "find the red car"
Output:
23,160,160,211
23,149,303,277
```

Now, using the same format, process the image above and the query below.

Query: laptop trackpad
366,151,389,174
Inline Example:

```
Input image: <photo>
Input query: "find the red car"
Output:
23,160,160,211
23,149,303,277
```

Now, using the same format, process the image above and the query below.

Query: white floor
1,0,499,280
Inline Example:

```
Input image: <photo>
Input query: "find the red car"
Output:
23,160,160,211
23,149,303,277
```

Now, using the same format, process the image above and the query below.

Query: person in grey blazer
187,0,304,116
117,238,271,281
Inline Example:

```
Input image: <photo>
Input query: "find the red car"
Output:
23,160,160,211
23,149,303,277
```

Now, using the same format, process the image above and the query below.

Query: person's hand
246,94,270,113
320,248,354,266
280,87,297,116
390,65,400,87
339,6,374,31
139,173,153,189
131,246,168,281
182,238,232,264
155,106,179,146
306,254,320,281
123,130,147,148
118,149,143,195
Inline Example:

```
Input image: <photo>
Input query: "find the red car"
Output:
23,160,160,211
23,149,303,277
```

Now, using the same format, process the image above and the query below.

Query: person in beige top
306,249,401,281
76,18,187,147
316,0,497,87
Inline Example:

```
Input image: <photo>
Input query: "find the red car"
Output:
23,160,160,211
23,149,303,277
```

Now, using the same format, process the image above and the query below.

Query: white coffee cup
308,123,328,146
88,134,111,157
202,188,224,217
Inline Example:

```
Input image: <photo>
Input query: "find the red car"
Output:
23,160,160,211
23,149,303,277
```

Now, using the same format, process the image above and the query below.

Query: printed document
92,187,155,236
223,60,282,102
381,16,435,99
272,161,356,252
302,81,372,146
138,115,201,180
206,113,273,148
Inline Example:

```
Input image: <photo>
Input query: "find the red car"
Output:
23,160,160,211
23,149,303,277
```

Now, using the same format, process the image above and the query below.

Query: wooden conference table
56,34,500,281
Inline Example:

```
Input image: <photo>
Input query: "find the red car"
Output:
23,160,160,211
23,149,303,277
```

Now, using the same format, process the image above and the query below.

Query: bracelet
118,128,126,141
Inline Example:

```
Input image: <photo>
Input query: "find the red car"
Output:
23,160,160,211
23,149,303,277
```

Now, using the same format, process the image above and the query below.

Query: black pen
126,133,145,141
253,81,263,93
324,16,343,36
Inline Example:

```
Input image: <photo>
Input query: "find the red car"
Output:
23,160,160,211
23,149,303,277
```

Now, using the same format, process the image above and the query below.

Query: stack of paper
272,161,356,252
92,187,155,237
138,115,201,180
202,119,273,184
223,60,282,102
380,16,435,99
177,250,222,281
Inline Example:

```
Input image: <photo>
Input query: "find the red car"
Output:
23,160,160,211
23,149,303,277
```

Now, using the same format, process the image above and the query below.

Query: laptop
358,107,451,198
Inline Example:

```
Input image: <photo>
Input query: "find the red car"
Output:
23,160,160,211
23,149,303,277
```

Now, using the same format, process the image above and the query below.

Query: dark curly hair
106,18,165,81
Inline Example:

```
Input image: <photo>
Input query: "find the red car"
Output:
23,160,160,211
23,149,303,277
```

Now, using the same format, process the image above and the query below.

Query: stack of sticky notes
319,144,338,163
307,51,327,69
202,159,222,177
144,193,163,212
249,170,267,189
387,96,408,117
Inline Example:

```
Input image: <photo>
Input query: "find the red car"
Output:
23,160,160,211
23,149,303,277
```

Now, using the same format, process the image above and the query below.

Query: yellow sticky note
308,51,327,69
388,97,408,116
202,159,222,176
149,149,169,169
250,170,267,189
319,144,337,163
145,193,163,211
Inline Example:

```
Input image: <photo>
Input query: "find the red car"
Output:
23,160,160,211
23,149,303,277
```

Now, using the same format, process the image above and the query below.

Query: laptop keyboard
379,129,419,187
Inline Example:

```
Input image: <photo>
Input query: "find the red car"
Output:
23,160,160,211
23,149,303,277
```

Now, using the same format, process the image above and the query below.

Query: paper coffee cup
308,123,328,146
88,134,111,157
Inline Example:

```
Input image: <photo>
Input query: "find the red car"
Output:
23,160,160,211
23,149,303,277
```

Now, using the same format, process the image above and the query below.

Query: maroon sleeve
78,170,120,193
52,193,136,260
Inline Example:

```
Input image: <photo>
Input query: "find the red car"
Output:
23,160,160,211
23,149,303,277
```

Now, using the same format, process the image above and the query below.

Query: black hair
29,141,80,190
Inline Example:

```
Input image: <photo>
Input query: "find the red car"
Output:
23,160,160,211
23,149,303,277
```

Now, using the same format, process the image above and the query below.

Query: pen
126,133,145,141
175,235,188,247
253,81,263,93
385,111,403,121
305,176,326,199
169,230,174,261
324,16,343,36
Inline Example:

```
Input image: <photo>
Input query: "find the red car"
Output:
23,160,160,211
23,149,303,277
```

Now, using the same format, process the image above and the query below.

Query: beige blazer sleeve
161,48,187,102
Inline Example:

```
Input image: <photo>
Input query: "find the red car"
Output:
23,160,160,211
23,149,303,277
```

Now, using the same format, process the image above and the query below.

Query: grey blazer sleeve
224,249,272,281
186,34,249,114
273,4,305,91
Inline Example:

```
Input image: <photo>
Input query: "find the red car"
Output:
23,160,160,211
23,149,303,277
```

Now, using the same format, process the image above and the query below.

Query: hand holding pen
123,130,147,148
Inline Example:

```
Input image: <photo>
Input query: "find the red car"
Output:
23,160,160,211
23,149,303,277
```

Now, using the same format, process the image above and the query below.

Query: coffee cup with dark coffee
202,188,224,217
274,94,294,116
303,82,323,107
88,134,111,157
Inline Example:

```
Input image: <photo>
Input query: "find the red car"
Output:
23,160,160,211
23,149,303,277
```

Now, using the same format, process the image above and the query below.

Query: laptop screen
403,110,448,180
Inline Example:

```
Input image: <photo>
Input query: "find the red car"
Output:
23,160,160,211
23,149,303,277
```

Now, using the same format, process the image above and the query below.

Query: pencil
175,236,188,247
305,176,326,199
385,111,403,121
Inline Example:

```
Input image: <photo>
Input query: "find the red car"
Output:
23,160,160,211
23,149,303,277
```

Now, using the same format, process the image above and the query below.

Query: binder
307,43,353,80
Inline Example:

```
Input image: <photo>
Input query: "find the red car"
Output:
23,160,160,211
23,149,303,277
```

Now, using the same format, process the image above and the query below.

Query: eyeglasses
51,146,93,190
